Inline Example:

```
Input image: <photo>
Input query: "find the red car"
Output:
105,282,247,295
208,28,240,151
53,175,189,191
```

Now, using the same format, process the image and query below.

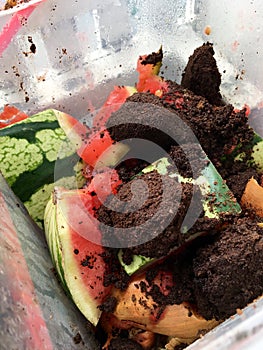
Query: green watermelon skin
0,174,99,350
44,186,112,327
0,109,85,226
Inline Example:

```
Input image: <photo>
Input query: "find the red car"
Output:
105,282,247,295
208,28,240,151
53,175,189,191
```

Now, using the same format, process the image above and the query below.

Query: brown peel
241,177,263,217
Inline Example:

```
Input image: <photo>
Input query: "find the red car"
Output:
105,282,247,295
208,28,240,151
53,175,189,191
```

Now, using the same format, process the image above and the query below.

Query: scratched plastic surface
1,0,263,120
1,1,263,349
0,174,99,350
185,297,263,350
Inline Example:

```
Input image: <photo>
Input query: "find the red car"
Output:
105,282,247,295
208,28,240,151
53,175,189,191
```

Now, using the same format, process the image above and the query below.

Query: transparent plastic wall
1,0,263,123
1,1,263,349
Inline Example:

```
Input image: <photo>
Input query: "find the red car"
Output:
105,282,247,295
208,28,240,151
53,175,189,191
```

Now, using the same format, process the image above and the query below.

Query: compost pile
93,43,263,350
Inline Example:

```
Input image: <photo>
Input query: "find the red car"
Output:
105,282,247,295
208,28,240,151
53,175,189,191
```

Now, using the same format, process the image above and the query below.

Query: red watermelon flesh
86,168,122,209
0,105,28,128
44,168,122,326
136,47,169,96
92,85,137,128
55,109,130,169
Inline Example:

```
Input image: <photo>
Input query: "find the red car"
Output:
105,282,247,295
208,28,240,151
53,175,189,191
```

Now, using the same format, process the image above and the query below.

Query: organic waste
44,43,263,350
1,42,263,350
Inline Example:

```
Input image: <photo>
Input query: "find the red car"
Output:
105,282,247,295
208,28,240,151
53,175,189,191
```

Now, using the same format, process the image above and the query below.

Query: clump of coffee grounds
141,214,263,321
169,142,209,178
96,43,263,349
220,161,260,202
96,170,222,260
99,248,130,290
107,87,255,200
106,41,258,199
181,42,223,106
108,338,144,350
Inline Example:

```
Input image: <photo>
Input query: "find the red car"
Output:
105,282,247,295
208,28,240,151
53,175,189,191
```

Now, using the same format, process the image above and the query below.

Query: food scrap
1,42,263,350
44,43,263,349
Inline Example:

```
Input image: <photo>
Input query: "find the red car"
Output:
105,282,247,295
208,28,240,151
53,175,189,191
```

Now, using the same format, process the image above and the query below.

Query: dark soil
97,171,204,258
139,46,163,66
96,42,263,348
140,214,263,321
221,162,260,202
108,338,144,350
181,42,223,106
98,213,263,347
107,86,255,199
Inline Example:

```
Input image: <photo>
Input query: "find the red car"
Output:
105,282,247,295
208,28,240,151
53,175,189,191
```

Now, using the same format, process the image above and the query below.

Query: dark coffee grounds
193,215,263,319
139,214,263,321
181,42,223,106
126,88,254,182
97,42,263,348
97,170,215,259
169,143,208,178
107,86,255,200
98,40,261,291
108,338,144,350
221,162,260,201
99,248,130,290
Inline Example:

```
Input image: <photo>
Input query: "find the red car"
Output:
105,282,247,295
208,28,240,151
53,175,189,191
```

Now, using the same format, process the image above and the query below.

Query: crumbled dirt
107,84,255,187
139,47,163,66
97,40,261,309
115,158,149,183
98,296,117,313
137,214,263,321
99,249,130,290
97,170,211,259
96,42,263,348
192,215,263,319
181,42,223,106
73,332,83,345
221,162,260,201
108,338,144,350
169,143,209,178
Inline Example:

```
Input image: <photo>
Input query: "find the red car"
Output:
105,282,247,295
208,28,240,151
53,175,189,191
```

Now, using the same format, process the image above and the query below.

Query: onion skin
130,330,156,350
241,177,263,217
112,281,219,339
101,271,219,348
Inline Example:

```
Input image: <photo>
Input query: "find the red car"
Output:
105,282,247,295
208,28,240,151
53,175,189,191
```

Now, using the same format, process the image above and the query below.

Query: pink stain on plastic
231,40,240,52
0,193,53,349
0,1,45,57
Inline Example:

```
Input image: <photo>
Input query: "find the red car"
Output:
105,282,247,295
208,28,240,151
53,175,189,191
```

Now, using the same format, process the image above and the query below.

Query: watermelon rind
44,187,108,326
0,109,85,227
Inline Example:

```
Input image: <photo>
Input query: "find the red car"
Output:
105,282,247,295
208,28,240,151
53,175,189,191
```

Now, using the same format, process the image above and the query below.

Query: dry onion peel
101,272,219,348
241,177,263,217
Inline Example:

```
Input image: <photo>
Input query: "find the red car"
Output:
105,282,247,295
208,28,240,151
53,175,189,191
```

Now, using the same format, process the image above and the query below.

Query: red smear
234,103,250,117
0,2,45,57
231,40,240,52
92,86,135,128
0,105,28,128
0,193,53,349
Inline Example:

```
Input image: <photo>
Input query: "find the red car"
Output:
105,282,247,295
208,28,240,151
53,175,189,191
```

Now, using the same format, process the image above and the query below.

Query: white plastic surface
1,0,263,116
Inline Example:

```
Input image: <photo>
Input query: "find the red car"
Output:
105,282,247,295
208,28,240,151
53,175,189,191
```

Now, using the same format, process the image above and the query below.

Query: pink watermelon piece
0,105,28,128
92,85,137,128
45,185,115,326
55,109,129,169
136,47,169,96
